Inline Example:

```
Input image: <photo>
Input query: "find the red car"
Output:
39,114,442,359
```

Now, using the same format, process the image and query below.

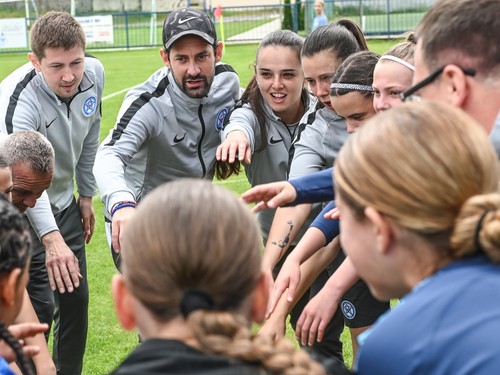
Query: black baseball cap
163,8,217,50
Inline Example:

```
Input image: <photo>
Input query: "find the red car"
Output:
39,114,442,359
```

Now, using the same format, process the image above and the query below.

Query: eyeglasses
400,65,476,102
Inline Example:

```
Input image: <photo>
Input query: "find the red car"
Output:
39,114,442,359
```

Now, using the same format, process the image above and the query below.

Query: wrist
41,230,62,247
261,259,276,275
325,277,349,300
111,201,137,216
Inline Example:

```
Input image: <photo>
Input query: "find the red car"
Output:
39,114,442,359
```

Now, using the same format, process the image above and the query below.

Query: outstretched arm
297,257,359,346
216,130,252,164
42,231,82,294
11,291,56,375
241,181,298,212
259,239,340,339
261,204,312,277
268,227,330,315
241,168,335,211
77,195,95,244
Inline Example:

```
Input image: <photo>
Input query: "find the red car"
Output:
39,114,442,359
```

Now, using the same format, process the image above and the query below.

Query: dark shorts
327,251,390,328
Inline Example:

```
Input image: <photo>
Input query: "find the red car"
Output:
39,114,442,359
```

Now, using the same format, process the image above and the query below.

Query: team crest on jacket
215,108,229,131
83,96,97,117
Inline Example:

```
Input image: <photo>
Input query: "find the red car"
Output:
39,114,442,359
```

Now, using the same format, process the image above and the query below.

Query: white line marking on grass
102,87,132,101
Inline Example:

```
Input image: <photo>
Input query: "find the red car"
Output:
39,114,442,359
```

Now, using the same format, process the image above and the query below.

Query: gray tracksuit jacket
221,91,317,241
289,106,348,179
0,57,104,238
94,63,240,217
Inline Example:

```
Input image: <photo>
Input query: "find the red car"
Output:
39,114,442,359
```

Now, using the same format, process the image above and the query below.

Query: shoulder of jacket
215,62,237,75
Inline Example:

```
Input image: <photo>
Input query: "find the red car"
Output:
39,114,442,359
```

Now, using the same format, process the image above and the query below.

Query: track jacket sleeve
289,117,330,178
93,89,165,215
26,192,59,238
288,167,335,205
76,115,99,197
309,200,340,243
220,105,260,153
76,63,104,198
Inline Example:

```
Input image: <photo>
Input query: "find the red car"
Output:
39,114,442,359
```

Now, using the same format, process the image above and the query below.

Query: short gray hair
0,131,55,174
0,134,8,169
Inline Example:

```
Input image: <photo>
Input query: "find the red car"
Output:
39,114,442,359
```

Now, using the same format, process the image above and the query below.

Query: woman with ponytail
0,193,34,375
335,101,500,374
110,179,350,375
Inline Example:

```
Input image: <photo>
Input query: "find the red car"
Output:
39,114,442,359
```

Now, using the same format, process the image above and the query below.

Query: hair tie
379,55,415,71
330,83,373,92
474,209,491,254
180,288,214,318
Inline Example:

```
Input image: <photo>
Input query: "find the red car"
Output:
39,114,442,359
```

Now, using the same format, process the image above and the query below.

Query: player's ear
250,271,270,324
364,206,394,255
441,64,470,108
160,48,171,69
0,268,22,307
214,42,223,63
112,274,137,331
28,52,42,72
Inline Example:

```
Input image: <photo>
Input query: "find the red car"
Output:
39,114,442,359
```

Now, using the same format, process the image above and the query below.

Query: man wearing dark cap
94,8,241,267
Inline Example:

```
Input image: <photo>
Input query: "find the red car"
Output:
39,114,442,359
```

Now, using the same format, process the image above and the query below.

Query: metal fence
0,0,434,53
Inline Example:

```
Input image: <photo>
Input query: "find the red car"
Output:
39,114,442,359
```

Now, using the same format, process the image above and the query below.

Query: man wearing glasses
403,0,500,135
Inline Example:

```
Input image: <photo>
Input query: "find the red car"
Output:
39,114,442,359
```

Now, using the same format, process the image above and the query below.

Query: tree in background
298,0,305,31
283,0,293,30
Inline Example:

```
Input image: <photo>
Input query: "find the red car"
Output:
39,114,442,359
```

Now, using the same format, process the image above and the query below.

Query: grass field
0,39,397,374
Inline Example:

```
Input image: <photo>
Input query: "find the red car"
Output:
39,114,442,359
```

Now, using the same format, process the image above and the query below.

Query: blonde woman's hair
335,101,500,260
121,179,326,375
381,32,416,65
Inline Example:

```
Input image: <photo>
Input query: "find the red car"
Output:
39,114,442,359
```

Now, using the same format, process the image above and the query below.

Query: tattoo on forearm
271,220,294,249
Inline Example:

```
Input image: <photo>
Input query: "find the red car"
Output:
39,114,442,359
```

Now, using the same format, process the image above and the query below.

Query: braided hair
0,193,33,375
121,180,330,375
0,322,34,375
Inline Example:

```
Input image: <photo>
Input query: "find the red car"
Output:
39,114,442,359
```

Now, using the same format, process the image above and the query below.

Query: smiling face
302,50,341,111
255,45,304,123
330,91,376,133
29,46,85,99
372,60,414,112
163,35,222,98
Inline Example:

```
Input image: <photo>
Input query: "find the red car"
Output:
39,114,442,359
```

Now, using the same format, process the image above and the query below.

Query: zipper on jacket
64,82,95,118
197,104,207,177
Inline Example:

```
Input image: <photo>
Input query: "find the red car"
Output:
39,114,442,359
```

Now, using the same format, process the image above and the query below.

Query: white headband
379,55,415,71
330,83,373,92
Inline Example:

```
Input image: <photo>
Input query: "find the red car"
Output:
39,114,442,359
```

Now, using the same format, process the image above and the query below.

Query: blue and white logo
215,107,229,131
82,96,97,117
341,300,356,320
